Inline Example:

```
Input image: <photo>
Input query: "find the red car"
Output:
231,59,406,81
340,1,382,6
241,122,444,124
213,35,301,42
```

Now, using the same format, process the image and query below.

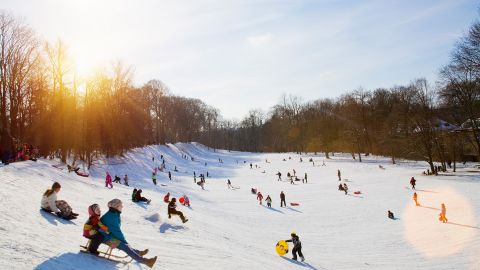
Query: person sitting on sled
134,189,151,204
83,203,109,255
181,195,190,207
168,198,188,223
100,199,157,268
164,192,170,203
41,182,78,220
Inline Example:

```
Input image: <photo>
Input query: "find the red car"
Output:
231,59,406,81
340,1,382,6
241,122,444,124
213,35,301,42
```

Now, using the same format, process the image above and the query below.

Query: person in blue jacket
100,199,157,268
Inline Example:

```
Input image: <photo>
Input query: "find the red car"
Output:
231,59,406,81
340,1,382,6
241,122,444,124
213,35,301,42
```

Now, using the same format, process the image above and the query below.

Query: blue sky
0,0,478,119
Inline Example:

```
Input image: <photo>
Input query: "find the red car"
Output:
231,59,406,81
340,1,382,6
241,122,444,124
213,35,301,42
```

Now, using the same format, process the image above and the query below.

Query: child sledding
81,199,157,267
41,182,78,220
168,198,188,223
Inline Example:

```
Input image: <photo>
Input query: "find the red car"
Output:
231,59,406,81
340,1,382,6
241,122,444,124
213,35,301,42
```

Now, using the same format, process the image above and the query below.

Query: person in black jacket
280,191,286,207
168,198,188,223
286,232,304,261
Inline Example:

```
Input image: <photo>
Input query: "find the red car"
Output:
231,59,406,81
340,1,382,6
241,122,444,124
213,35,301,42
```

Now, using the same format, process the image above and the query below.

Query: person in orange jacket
439,203,448,223
413,192,420,206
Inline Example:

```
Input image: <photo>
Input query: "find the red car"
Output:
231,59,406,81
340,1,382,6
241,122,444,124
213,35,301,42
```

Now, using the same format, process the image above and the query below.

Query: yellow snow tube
276,240,289,256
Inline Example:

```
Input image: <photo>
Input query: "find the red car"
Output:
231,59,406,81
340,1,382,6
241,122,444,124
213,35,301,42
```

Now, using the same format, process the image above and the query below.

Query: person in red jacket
257,192,264,205
163,192,170,203
83,204,109,255
410,177,416,189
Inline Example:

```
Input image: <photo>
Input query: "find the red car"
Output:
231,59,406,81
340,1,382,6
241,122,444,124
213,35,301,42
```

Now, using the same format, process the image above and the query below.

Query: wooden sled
80,239,132,264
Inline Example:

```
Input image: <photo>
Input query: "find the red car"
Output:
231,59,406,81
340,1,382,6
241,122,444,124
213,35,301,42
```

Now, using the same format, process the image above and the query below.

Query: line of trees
208,18,480,172
0,11,479,171
0,12,219,167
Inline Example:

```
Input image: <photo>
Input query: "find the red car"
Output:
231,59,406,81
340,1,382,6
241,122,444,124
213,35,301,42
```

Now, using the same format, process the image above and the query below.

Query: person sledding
285,232,305,262
180,195,190,207
163,192,170,203
100,199,157,267
133,189,151,204
343,183,348,195
41,182,78,220
168,198,188,223
83,204,109,255
338,183,345,191
388,210,395,219
257,192,264,205
227,179,233,189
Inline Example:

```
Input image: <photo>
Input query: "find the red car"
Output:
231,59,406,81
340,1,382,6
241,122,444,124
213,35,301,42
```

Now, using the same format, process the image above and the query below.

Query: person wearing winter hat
168,198,188,223
285,232,305,262
83,204,109,255
101,199,157,268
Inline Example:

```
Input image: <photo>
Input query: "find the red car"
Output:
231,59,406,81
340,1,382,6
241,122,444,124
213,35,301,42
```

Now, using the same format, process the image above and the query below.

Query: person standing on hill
168,171,172,181
152,173,157,185
105,172,113,188
439,203,448,223
123,174,129,186
227,179,233,189
413,192,420,206
265,195,272,208
337,169,341,181
257,192,264,205
303,173,308,184
285,232,304,262
280,191,286,207
410,177,416,189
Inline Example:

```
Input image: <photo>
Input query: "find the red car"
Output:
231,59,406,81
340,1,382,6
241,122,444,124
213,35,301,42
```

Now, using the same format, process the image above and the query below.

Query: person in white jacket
41,182,78,219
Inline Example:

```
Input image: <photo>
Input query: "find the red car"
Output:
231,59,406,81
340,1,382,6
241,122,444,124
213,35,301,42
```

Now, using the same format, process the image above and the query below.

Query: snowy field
0,142,479,270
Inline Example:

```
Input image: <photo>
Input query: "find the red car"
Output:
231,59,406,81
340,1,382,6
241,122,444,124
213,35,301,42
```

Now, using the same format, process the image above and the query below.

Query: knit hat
108,199,122,210
88,203,100,216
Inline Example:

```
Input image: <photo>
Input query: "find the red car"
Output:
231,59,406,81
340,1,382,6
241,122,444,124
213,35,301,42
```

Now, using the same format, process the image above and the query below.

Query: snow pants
281,199,286,207
117,242,145,263
292,246,304,260
88,233,104,253
169,210,186,222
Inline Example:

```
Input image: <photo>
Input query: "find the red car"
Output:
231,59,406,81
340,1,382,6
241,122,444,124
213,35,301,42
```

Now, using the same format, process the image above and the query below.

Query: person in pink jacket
105,171,113,188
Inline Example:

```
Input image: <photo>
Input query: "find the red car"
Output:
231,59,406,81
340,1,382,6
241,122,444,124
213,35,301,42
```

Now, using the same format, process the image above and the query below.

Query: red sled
76,172,89,177
353,191,361,195
290,203,300,206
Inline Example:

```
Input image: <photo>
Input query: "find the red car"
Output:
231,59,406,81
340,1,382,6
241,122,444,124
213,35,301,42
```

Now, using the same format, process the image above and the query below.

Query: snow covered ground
0,142,479,270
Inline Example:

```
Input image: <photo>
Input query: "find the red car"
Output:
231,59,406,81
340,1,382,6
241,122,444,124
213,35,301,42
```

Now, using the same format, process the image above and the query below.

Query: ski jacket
101,208,127,244
41,192,60,213
266,197,272,203
286,235,302,249
168,201,177,214
257,193,263,200
83,215,109,238
105,173,112,183
280,193,285,200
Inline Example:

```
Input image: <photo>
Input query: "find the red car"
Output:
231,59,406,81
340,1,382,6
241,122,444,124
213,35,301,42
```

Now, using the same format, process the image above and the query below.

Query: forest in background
0,11,479,172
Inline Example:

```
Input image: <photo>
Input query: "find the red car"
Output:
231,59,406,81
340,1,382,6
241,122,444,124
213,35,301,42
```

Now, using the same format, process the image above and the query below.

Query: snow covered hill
0,143,479,270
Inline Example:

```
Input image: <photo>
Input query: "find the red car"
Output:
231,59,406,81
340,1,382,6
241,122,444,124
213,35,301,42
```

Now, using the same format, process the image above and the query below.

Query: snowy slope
0,143,479,270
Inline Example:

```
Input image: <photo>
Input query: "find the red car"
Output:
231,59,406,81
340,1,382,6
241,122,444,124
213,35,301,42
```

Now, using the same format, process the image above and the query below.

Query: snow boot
143,256,157,268
139,249,149,256
300,256,305,262
182,218,189,223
